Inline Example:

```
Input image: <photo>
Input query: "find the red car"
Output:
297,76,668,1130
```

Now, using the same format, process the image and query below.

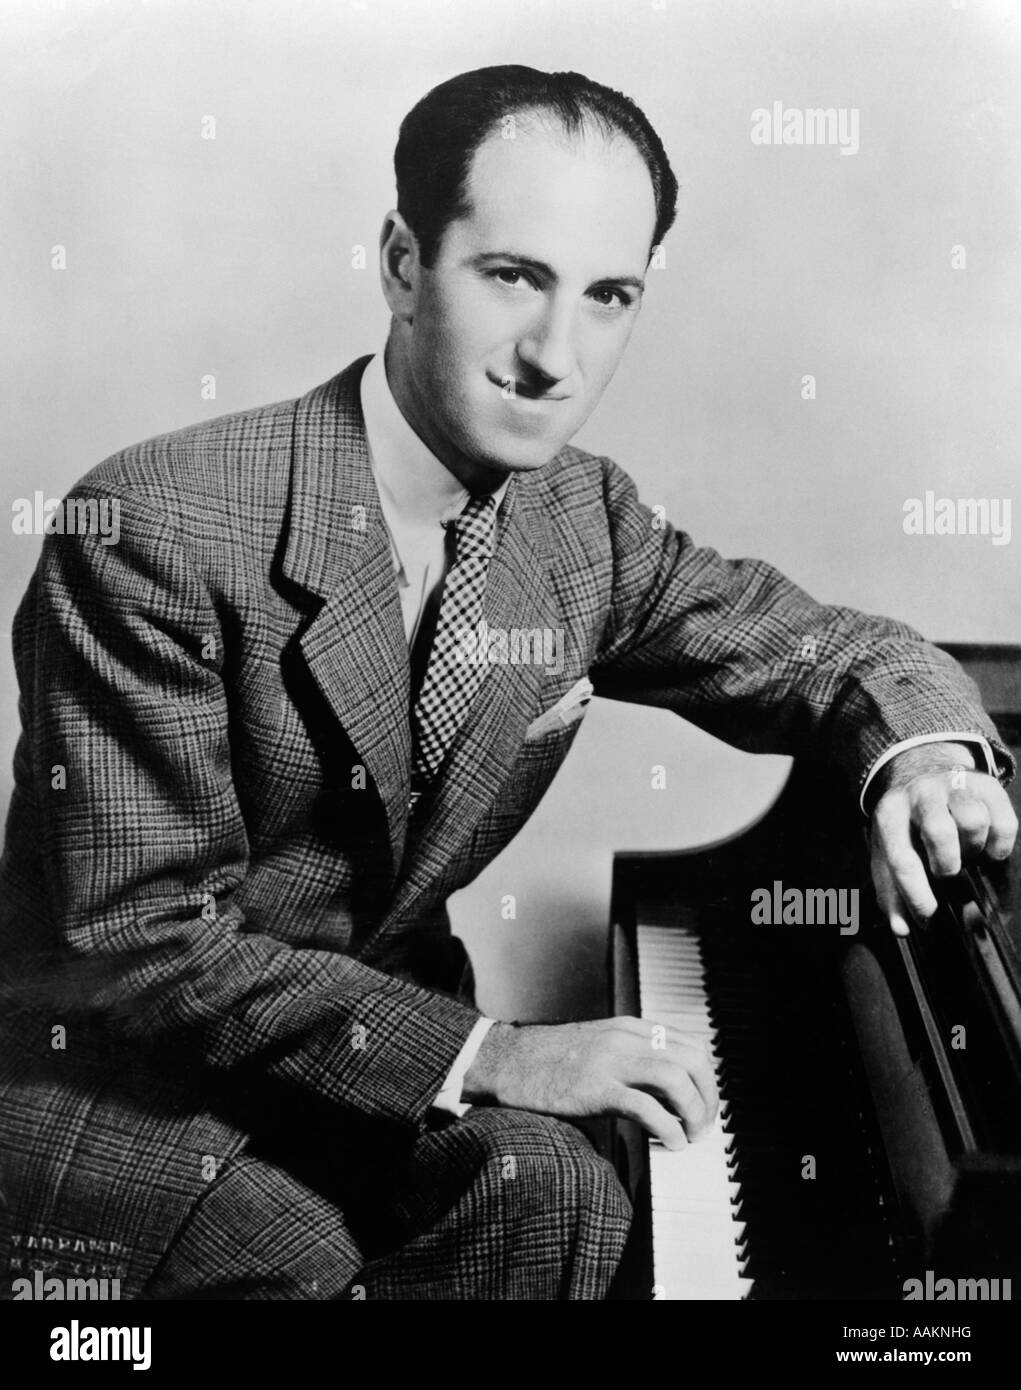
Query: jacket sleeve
12,483,481,1132
591,458,1015,801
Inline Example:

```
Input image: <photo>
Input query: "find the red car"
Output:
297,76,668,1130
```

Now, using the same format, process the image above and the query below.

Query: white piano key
637,920,746,1300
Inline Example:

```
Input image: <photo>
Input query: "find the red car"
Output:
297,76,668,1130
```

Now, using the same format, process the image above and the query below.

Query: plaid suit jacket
0,356,1011,1296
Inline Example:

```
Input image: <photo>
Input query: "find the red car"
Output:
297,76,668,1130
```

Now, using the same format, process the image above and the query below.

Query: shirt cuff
430,1016,496,1118
859,732,997,814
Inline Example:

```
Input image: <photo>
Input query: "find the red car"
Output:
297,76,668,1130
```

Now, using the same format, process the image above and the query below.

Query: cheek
423,302,492,388
581,323,635,391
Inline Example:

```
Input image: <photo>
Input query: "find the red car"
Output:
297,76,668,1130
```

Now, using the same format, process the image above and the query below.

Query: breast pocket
480,711,589,849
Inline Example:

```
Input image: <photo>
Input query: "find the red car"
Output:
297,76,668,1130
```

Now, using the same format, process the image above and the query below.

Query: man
0,65,1015,1302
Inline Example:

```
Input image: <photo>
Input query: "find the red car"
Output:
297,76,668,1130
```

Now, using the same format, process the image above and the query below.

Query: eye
589,286,633,310
491,267,537,290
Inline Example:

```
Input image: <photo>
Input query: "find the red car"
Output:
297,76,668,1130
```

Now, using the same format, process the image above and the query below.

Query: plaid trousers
139,1107,632,1301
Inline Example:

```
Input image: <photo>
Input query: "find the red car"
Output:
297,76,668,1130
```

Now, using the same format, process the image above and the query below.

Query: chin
505,450,560,474
473,442,559,476
469,423,569,473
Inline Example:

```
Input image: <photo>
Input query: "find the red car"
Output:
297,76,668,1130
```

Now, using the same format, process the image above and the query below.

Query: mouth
487,372,569,403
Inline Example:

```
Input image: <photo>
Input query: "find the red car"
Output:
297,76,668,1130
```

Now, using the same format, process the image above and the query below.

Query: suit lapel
372,474,563,938
283,358,412,878
282,356,565,919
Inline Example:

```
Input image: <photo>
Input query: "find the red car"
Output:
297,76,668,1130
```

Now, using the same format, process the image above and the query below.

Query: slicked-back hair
394,65,678,268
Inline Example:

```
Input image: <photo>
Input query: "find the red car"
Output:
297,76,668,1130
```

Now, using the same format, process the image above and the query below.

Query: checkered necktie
410,493,498,807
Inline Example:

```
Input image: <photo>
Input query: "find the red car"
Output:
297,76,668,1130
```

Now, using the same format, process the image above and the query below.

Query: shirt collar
359,349,511,532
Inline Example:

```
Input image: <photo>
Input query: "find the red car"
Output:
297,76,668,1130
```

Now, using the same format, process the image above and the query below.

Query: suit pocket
473,716,585,851
524,701,589,743
524,676,593,741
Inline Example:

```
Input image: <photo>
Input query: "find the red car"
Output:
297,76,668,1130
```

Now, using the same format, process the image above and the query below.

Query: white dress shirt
359,350,510,647
358,347,998,1117
360,350,499,1115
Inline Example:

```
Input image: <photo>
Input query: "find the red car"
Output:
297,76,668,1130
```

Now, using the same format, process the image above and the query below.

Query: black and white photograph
1,0,1019,1361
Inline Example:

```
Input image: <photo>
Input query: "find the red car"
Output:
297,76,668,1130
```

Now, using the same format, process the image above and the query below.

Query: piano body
608,644,1021,1300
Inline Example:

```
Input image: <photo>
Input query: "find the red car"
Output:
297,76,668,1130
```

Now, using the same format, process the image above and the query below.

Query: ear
379,211,420,324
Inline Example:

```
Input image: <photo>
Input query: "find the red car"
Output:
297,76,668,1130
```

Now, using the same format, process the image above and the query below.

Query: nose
516,297,577,387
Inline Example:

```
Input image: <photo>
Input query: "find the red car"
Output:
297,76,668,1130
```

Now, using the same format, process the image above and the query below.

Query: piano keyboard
611,732,1018,1299
637,921,754,1300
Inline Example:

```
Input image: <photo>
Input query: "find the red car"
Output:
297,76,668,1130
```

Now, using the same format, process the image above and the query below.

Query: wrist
875,740,976,798
461,1020,518,1105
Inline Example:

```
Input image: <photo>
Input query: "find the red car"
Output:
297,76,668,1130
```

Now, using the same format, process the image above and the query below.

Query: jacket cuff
859,732,997,815
431,1017,496,1117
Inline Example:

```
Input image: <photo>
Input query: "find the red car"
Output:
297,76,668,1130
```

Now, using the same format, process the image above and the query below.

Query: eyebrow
467,251,646,294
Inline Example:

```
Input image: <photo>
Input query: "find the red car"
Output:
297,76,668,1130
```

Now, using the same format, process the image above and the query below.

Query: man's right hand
461,1017,718,1150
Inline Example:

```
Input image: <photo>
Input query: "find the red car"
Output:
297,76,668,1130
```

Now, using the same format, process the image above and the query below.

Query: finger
615,1016,658,1038
628,1056,710,1139
614,1085,687,1150
645,1026,719,1123
676,1041,718,1124
914,789,963,878
613,1019,707,1061
873,794,938,921
945,788,991,859
870,842,914,936
973,781,1019,861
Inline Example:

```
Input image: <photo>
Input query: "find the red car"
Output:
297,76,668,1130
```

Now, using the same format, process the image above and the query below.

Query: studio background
2,0,1018,1020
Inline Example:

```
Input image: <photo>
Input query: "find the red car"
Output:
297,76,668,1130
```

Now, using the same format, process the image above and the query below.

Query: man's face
395,119,658,476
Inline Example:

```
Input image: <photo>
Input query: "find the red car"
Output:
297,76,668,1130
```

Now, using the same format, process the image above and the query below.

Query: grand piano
607,644,1021,1300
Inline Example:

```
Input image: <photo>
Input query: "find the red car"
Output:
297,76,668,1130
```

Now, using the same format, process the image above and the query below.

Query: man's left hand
870,741,1018,936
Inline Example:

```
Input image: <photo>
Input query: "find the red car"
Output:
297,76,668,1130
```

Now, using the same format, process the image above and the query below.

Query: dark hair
394,65,678,268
